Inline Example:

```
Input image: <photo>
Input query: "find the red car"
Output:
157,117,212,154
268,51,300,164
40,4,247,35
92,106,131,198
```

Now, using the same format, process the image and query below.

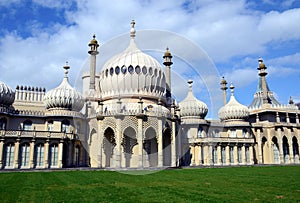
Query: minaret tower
220,76,228,105
163,47,173,104
88,34,99,91
257,57,268,105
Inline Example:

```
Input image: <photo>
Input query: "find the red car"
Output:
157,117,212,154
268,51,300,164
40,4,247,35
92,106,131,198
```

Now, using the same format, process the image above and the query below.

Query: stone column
177,129,182,167
203,144,209,166
233,144,238,165
217,144,222,165
241,144,246,165
115,118,122,168
249,144,254,165
44,140,49,168
191,145,196,166
157,117,163,167
225,144,230,165
137,118,143,168
277,129,284,164
257,129,263,164
58,140,63,168
208,144,213,166
0,138,4,169
198,144,203,165
14,139,20,169
288,137,294,164
29,139,35,168
171,121,176,167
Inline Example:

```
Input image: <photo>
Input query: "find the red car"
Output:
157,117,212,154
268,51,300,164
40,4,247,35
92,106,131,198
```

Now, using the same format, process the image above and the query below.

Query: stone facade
0,21,299,170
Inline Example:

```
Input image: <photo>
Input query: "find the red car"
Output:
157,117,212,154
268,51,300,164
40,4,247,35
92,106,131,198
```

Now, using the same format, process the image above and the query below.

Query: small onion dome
218,83,249,121
179,80,208,118
0,80,15,106
44,63,84,111
89,34,98,46
258,57,266,69
164,47,172,58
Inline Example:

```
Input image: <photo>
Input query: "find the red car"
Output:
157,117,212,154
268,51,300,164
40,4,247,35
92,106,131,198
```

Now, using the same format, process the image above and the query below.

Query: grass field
0,166,299,202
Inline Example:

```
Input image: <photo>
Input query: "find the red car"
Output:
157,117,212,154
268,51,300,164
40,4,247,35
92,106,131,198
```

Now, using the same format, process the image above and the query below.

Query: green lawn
0,166,299,202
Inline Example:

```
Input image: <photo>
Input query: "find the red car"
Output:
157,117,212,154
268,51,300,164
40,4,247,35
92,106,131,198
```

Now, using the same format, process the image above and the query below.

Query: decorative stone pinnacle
63,61,70,77
130,19,136,38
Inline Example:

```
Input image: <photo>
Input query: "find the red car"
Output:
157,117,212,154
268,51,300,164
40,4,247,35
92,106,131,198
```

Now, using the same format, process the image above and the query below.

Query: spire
249,57,281,108
130,19,136,38
163,47,173,100
88,34,99,91
220,76,228,105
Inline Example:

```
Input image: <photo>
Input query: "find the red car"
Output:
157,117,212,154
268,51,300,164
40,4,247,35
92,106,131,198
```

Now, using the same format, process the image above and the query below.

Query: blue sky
0,0,299,118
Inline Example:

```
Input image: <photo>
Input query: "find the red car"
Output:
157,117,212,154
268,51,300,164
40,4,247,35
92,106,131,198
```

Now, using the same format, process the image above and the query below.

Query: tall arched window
197,127,203,138
23,120,32,131
20,143,30,167
49,144,58,167
35,143,44,167
61,120,70,133
5,143,15,167
0,117,7,130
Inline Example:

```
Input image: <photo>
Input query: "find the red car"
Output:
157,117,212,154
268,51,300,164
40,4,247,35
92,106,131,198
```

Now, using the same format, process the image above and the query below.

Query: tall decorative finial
289,96,294,105
187,80,193,91
63,61,70,78
130,19,136,38
220,76,228,105
230,82,235,96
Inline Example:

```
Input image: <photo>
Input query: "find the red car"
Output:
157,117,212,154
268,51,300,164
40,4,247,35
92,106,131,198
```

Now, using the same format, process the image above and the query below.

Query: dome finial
187,80,193,91
63,61,70,78
289,96,294,105
230,82,235,96
130,19,136,38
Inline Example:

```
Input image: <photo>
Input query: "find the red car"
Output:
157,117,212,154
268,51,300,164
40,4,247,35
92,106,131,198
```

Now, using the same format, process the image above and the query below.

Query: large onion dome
0,80,15,106
100,20,166,100
44,63,84,111
179,80,208,119
218,83,249,121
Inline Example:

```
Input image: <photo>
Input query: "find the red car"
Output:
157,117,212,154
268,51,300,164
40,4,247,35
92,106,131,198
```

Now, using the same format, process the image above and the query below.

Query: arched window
230,129,236,138
214,129,220,137
0,117,7,130
35,143,44,167
197,127,203,138
20,143,30,167
242,129,247,138
23,120,32,131
5,143,15,167
49,144,58,167
61,120,70,133
47,120,54,132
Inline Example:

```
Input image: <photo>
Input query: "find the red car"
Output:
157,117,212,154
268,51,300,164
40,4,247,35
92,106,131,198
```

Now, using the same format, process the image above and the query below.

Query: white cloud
0,0,299,113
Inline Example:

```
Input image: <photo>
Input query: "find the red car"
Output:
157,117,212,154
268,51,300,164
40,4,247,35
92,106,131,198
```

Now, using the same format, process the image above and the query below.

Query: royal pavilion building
0,20,299,170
